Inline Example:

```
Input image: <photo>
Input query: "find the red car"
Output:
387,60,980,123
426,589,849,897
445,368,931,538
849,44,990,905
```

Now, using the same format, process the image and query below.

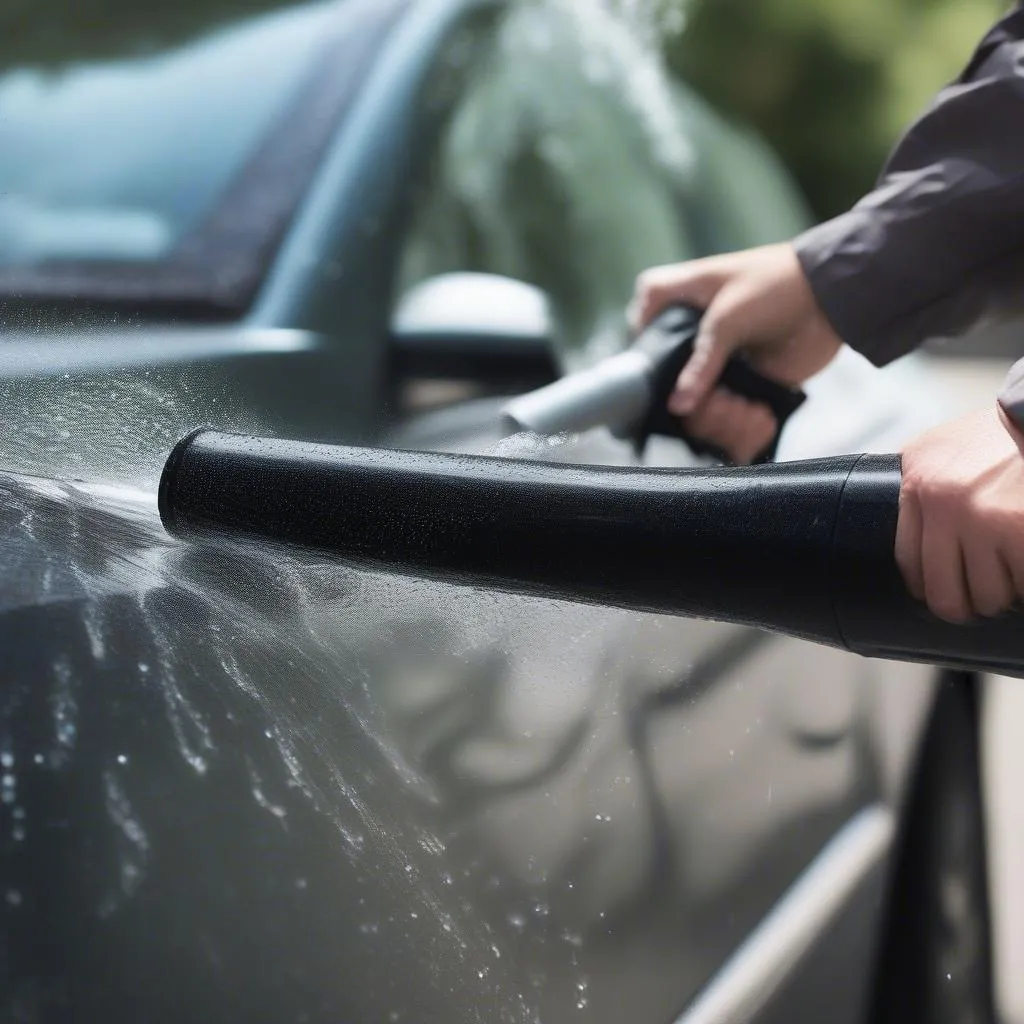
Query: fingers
1002,540,1024,606
632,261,747,417
672,315,738,416
962,537,1016,619
916,520,1017,623
897,408,1024,622
680,388,777,465
632,245,831,418
629,260,727,334
920,511,971,624
894,490,924,602
899,477,1020,622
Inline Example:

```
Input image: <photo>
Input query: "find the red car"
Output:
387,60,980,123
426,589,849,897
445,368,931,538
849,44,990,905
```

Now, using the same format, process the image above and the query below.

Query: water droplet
442,873,453,886
491,943,501,959
2,773,15,789
294,877,308,890
507,912,526,931
32,754,44,766
575,977,590,1010
410,912,418,920
477,968,488,980
12,806,25,820
12,826,25,842
5,890,21,907
389,1013,400,1023
116,754,128,766
0,752,13,769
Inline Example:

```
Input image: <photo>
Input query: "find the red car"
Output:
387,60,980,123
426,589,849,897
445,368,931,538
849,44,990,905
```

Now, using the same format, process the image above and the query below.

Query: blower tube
160,430,1024,677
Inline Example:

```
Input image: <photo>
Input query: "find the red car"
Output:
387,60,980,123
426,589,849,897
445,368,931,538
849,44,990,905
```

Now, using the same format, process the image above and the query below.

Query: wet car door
370,5,941,1023
0,2,942,1022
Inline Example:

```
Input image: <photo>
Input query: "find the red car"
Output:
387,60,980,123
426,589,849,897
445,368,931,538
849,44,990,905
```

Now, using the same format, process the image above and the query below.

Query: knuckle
918,480,966,521
634,270,660,296
966,491,1000,521
684,411,709,435
975,593,1008,619
929,594,972,625
697,314,728,350
894,545,914,577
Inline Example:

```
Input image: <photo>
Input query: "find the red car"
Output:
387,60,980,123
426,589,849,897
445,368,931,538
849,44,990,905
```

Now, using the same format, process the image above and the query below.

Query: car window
0,0,340,268
396,4,702,365
674,93,813,254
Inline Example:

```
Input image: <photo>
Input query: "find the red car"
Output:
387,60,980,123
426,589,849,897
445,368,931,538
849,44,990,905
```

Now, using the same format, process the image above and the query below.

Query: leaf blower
158,307,1024,677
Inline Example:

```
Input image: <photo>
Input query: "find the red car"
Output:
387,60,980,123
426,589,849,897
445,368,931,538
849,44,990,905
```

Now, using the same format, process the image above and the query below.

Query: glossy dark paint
0,1,945,1022
0,469,902,1024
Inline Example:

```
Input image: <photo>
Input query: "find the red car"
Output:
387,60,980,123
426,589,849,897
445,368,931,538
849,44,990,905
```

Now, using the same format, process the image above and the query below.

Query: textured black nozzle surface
160,432,1024,675
159,430,852,644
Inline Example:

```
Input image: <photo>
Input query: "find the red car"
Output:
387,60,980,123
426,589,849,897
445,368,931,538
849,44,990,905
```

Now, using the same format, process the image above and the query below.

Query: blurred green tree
668,0,1007,220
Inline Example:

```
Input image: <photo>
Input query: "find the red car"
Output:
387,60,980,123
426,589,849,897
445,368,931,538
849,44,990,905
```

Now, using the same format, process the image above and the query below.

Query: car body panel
0,1,952,1022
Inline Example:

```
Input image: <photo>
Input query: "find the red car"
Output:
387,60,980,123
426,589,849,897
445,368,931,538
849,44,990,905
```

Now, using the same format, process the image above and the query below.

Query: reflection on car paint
0,466,875,1022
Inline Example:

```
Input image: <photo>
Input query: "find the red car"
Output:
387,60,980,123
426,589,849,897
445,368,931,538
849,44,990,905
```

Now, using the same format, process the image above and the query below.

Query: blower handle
502,305,806,463
632,305,806,462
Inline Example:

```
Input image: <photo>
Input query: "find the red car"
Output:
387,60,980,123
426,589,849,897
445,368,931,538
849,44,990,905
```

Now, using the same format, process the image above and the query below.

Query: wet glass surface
0,1,340,268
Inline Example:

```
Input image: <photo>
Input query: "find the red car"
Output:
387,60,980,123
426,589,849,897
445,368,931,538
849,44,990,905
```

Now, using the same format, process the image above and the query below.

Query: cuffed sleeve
794,8,1024,366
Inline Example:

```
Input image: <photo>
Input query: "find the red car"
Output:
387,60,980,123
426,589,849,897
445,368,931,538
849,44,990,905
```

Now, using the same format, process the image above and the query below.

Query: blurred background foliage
0,0,1010,223
668,0,1008,219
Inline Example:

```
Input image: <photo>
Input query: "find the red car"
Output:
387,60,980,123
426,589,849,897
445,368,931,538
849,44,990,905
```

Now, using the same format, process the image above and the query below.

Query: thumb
669,309,740,416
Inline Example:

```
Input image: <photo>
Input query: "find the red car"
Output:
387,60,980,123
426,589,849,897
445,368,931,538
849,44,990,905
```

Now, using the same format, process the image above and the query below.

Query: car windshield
0,0,342,269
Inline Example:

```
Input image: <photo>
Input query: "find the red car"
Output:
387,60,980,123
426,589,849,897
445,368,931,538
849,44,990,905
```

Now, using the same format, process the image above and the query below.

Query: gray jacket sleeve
794,7,1024,366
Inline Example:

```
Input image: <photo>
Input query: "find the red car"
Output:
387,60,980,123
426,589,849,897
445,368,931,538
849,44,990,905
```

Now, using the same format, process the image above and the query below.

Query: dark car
0,1,994,1022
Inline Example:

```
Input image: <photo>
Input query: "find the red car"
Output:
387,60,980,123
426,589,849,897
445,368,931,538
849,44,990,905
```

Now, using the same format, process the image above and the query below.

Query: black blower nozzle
160,430,1024,678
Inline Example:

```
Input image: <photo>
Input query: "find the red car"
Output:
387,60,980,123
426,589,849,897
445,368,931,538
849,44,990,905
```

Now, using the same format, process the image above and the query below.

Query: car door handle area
676,806,894,1024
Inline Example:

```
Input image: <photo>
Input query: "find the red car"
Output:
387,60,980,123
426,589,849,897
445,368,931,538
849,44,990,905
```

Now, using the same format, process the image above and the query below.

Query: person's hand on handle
897,405,1024,623
630,243,844,463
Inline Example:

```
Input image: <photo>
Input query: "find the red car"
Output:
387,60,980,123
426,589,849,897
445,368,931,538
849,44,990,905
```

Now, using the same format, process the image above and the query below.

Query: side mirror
390,273,560,391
